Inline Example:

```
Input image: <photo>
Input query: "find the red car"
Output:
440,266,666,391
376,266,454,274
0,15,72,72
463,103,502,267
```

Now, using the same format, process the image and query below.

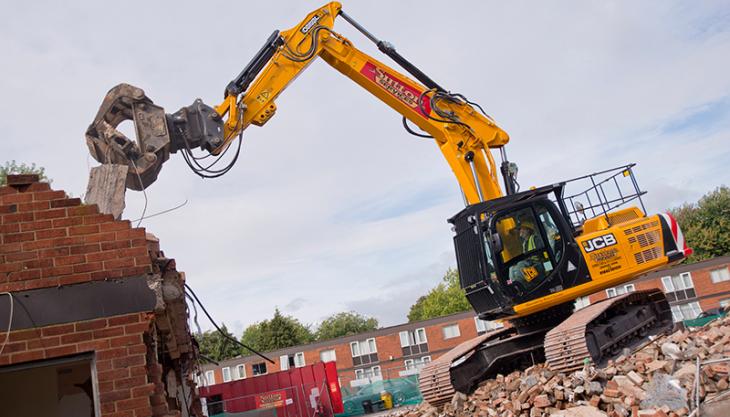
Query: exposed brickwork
0,313,153,416
0,176,200,417
0,180,151,293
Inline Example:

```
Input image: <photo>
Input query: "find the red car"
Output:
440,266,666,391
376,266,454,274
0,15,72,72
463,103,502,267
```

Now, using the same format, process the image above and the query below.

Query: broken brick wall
0,175,201,417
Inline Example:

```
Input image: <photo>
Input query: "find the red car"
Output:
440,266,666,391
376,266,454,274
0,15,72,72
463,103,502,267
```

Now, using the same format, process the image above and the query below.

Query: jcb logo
582,233,617,253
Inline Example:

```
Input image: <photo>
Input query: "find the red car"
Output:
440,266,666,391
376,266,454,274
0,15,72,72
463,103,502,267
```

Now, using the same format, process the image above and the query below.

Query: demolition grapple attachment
86,84,225,190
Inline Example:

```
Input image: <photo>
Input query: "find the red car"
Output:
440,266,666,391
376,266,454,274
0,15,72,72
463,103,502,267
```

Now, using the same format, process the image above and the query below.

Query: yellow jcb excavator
85,2,692,406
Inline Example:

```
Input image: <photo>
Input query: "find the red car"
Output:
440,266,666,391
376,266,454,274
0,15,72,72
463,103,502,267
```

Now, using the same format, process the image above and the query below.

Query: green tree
0,160,49,186
195,324,241,362
407,268,471,322
315,312,378,341
241,308,314,352
670,186,730,263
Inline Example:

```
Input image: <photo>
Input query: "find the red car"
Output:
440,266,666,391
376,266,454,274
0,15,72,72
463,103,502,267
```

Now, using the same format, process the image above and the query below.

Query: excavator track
545,289,672,372
419,330,504,407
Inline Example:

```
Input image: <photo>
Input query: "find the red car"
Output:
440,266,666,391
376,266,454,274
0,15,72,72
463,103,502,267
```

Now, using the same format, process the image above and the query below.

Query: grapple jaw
86,84,226,190
85,84,171,190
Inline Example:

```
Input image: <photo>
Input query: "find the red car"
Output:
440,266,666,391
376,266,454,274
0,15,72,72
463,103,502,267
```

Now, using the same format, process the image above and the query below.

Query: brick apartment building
201,256,730,389
584,255,730,322
199,311,503,388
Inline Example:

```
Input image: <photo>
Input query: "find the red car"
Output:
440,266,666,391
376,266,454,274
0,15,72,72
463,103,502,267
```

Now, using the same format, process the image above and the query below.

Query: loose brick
67,205,98,217
131,383,156,398
109,314,141,326
50,197,81,208
33,190,67,201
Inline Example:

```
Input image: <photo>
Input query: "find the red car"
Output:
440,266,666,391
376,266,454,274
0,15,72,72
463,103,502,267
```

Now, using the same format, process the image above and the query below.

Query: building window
294,352,305,368
280,355,289,371
475,317,504,333
442,324,460,339
574,296,591,310
400,328,429,356
710,268,730,283
670,301,702,322
320,349,336,363
205,370,215,385
351,338,378,366
404,356,431,371
371,366,381,378
606,284,635,299
222,367,232,383
252,362,267,376
235,364,246,380
355,369,365,379
661,272,695,302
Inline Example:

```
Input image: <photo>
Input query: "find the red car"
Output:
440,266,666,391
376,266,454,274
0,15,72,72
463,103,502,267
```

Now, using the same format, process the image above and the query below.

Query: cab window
536,204,563,263
495,208,544,263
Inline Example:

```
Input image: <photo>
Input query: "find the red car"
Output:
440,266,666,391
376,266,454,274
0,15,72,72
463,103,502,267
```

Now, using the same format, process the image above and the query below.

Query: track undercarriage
419,289,673,406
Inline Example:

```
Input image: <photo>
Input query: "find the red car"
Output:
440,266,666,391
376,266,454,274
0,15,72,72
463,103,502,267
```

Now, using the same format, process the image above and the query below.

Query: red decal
360,61,431,118
255,390,287,409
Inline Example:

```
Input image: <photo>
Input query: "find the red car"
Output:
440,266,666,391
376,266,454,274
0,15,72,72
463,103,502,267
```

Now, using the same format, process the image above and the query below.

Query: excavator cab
451,184,590,320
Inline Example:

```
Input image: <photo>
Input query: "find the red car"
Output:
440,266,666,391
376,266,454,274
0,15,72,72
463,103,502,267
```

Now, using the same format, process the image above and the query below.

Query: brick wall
0,180,151,293
0,176,199,417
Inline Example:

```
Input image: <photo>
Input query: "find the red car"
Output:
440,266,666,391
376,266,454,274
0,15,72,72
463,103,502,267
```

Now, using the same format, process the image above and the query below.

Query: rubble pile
395,316,730,417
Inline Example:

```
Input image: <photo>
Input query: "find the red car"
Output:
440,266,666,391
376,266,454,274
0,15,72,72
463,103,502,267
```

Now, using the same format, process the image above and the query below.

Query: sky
1,1,729,335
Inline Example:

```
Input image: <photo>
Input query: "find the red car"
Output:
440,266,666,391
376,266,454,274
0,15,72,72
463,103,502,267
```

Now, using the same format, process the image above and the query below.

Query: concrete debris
387,315,730,417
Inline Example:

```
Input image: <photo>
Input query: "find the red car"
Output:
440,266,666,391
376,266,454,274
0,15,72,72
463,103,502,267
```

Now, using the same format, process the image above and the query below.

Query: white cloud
1,1,729,331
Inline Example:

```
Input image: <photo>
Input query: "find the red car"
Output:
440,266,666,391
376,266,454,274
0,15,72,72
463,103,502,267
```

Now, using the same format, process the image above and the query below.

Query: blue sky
1,1,729,334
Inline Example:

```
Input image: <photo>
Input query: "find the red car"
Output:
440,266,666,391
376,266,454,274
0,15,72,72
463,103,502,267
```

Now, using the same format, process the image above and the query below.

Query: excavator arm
86,2,512,204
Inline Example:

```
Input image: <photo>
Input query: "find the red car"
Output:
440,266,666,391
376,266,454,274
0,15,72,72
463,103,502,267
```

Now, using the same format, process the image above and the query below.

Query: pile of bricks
393,315,730,417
